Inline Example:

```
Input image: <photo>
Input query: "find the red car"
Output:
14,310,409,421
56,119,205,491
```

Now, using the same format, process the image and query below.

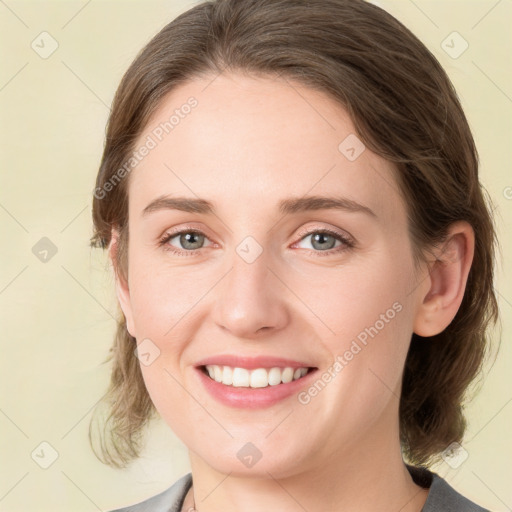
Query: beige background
0,0,510,510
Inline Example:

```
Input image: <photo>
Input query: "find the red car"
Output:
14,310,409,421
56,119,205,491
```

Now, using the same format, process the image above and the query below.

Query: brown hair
89,0,499,468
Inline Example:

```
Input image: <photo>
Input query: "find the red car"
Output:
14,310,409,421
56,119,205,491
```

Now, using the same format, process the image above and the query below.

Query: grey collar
110,466,489,511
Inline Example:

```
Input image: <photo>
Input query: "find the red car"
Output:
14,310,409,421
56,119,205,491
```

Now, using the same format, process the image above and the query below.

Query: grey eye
297,232,341,251
171,231,207,250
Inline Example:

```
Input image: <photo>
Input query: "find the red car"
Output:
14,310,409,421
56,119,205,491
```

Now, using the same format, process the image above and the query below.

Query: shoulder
106,467,491,511
107,472,192,512
424,473,490,512
407,465,490,512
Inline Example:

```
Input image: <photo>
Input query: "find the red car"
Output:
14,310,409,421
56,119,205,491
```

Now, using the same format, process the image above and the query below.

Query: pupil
313,233,335,250
181,232,202,249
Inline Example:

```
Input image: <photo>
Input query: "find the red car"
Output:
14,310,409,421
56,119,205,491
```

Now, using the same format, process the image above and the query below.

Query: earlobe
413,222,475,337
109,228,137,338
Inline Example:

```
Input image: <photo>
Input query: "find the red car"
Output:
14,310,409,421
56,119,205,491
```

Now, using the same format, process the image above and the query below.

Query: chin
196,442,308,479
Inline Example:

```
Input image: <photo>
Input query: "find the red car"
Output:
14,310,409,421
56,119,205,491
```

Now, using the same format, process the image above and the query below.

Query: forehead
128,72,405,223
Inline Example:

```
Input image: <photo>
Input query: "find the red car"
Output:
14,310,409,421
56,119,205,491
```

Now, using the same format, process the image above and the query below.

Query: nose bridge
212,233,288,337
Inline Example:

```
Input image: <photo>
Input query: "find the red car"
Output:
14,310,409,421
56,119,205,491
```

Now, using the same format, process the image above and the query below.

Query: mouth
194,355,319,408
200,364,315,389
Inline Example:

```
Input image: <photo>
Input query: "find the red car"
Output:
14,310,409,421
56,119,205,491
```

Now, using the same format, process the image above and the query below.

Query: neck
184,429,429,512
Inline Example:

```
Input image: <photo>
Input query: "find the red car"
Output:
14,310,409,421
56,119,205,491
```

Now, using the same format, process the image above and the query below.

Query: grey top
109,465,490,512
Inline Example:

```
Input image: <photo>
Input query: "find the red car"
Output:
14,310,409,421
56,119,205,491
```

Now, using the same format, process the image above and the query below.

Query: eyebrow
142,194,377,218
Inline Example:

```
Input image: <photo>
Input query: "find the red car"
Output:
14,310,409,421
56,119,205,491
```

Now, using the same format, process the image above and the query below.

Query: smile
202,365,311,388
195,355,318,408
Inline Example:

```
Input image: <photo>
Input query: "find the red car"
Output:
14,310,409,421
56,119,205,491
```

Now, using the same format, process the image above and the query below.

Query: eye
158,226,354,257
158,229,213,255
293,228,354,256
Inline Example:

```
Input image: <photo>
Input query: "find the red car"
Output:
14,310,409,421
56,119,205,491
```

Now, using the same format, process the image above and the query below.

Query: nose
211,245,289,339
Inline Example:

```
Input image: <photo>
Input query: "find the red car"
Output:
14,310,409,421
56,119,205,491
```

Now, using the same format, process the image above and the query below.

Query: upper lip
195,355,316,370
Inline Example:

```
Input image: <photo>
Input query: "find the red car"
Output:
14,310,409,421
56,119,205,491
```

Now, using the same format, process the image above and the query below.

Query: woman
89,0,499,510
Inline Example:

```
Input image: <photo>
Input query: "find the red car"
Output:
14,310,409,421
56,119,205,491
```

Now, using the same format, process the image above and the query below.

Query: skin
112,72,474,512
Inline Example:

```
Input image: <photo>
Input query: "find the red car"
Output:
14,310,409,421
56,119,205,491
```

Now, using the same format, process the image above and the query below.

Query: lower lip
195,367,317,409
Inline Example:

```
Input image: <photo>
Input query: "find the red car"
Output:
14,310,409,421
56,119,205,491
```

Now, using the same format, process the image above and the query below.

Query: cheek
298,300,414,445
138,361,195,447
127,251,210,338
311,249,416,399
304,249,414,348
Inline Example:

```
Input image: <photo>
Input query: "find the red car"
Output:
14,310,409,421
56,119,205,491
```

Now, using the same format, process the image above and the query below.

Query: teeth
250,368,268,388
222,366,233,385
281,367,294,383
232,367,249,387
204,365,310,388
268,367,282,386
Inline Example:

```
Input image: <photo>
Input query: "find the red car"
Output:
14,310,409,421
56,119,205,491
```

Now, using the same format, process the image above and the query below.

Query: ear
413,221,475,337
109,227,137,338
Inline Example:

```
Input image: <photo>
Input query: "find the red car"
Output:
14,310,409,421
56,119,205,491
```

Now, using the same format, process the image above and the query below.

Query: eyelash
158,226,354,258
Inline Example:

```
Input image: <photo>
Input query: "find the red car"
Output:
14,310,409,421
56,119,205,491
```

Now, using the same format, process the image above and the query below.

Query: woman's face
116,72,428,477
